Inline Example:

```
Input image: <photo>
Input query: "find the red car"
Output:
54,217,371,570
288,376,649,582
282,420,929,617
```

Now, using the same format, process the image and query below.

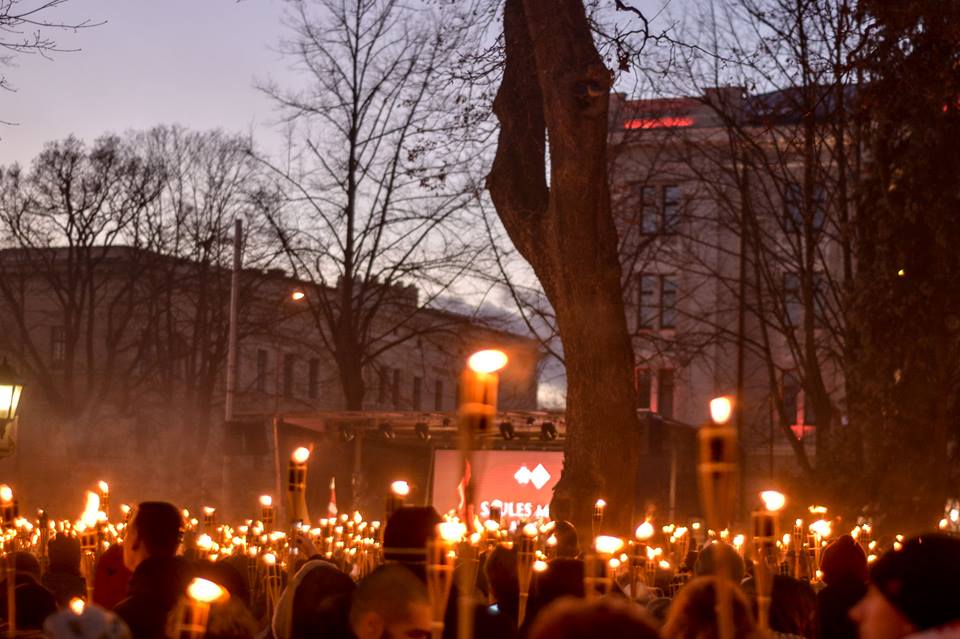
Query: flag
327,476,338,516
457,460,472,520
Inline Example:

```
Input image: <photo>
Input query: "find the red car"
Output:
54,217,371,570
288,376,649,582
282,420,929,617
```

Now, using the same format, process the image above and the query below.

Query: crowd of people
2,501,960,639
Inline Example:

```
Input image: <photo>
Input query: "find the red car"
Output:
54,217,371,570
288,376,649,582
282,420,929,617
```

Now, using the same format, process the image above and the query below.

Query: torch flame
635,520,655,541
438,521,467,543
760,490,786,512
595,499,607,509
81,491,100,528
291,447,310,464
97,481,109,494
0,485,12,503
390,480,410,497
69,598,85,615
259,495,273,508
467,349,508,374
709,396,734,424
594,535,624,555
187,578,228,604
522,523,538,538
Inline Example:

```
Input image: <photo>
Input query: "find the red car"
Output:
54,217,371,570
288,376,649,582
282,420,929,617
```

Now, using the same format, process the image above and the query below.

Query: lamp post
0,359,24,459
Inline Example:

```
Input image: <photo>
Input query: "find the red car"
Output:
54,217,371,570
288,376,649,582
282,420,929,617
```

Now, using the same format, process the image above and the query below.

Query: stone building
609,87,847,506
0,246,540,518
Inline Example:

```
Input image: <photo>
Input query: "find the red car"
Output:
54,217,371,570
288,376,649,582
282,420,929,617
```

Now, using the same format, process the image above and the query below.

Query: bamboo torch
386,481,409,521
173,578,229,639
428,521,464,639
752,491,785,632
631,520,655,600
585,535,624,601
517,523,538,627
697,396,738,639
1,485,16,639
287,447,311,526
260,496,275,533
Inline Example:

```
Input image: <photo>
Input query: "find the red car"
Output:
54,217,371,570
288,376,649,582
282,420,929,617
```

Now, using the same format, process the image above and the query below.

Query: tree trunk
488,0,640,533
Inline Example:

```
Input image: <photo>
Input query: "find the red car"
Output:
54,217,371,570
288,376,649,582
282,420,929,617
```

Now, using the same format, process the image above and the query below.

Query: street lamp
0,359,24,459
0,359,24,423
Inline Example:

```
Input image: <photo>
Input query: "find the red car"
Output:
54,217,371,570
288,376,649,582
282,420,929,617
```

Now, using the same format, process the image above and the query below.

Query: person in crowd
113,502,194,639
527,597,659,639
93,544,133,611
850,534,960,639
522,558,584,636
44,537,86,609
270,560,354,639
693,542,746,584
0,551,58,632
768,575,816,639
206,598,261,639
349,565,431,639
483,545,519,625
553,522,579,559
662,576,762,639
817,534,868,639
44,602,130,639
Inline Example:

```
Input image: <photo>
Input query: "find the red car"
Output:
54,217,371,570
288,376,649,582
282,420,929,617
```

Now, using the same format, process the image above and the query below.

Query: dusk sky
0,0,674,167
0,0,301,165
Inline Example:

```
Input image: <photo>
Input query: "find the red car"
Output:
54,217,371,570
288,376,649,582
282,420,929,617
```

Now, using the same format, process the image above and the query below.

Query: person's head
123,502,183,571
290,562,355,639
382,507,440,577
13,551,41,581
195,560,251,611
526,558,584,625
48,535,82,573
93,544,133,610
768,575,816,638
662,576,759,639
484,545,519,615
0,580,58,629
820,534,868,586
553,521,579,559
349,565,431,639
528,596,659,639
206,598,260,639
693,542,745,583
850,534,960,639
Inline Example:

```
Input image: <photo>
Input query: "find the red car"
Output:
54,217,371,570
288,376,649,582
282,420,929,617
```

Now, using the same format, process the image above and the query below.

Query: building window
660,275,678,329
784,273,802,327
635,368,651,409
283,354,296,397
782,371,801,425
637,274,658,330
640,185,681,234
51,326,66,367
657,369,675,419
256,349,268,393
308,358,319,399
785,182,826,233
640,186,658,234
434,380,444,411
391,369,400,408
663,186,681,233
413,377,422,411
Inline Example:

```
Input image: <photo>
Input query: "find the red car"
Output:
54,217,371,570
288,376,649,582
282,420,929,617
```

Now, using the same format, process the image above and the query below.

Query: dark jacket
817,580,866,639
113,556,194,639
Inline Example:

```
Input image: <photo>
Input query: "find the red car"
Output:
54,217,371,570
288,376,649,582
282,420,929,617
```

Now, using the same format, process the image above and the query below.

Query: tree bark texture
487,0,641,532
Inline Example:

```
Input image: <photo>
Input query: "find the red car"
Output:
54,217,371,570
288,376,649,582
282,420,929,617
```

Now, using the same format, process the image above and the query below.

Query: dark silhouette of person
528,597,659,639
44,536,87,608
817,534,867,639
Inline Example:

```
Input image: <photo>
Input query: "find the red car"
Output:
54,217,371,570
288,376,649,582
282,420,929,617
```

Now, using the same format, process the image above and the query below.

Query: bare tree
257,0,489,410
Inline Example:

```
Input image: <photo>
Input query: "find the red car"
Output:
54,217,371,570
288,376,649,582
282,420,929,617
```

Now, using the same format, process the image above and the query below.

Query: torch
517,523,538,627
262,552,282,619
386,480,410,521
1,485,16,639
752,491,785,632
592,499,607,539
173,578,229,639
287,447,311,526
585,535,624,601
427,521,464,639
631,520,655,600
698,396,738,639
260,495,275,532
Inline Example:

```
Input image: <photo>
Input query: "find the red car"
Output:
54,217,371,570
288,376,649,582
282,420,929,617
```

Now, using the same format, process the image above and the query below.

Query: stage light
415,422,431,441
499,421,515,440
540,421,558,441
378,422,395,440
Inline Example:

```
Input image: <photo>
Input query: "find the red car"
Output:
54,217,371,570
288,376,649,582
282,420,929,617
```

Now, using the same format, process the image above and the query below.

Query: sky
0,0,301,165
0,0,678,407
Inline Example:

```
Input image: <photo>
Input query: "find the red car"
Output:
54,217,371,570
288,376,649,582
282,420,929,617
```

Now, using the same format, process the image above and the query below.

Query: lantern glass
0,359,24,421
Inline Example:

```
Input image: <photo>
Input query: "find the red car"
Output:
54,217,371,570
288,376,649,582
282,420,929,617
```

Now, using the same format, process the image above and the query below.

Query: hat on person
820,534,868,585
870,534,960,631
382,507,441,564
